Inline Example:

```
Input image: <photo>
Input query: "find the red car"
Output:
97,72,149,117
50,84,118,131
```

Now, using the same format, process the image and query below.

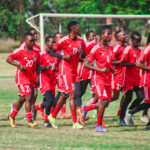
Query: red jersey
112,43,125,83
121,45,141,89
86,43,113,86
8,47,40,86
40,49,58,94
78,39,98,80
139,44,150,87
55,35,86,77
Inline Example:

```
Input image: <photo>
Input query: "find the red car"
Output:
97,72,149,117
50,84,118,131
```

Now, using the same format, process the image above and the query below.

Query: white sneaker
141,115,149,123
124,110,131,125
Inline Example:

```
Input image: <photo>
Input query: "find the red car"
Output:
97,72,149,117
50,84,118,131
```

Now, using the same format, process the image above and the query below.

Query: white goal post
26,13,150,50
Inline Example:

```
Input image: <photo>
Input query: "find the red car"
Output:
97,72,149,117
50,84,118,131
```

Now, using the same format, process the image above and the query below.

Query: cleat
43,121,51,127
102,121,109,128
96,125,108,132
38,108,45,120
27,120,38,127
31,105,37,121
8,116,16,128
73,122,83,129
118,119,127,126
124,110,131,125
48,115,57,128
60,113,71,119
80,105,87,126
141,115,149,123
11,104,15,113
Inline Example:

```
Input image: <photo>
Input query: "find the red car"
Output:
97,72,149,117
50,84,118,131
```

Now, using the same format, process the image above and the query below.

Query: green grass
0,53,150,150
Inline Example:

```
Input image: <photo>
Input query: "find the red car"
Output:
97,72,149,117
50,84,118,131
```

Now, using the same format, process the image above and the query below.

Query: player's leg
48,93,66,128
141,107,149,123
25,92,38,127
9,96,25,128
119,90,133,126
129,86,144,110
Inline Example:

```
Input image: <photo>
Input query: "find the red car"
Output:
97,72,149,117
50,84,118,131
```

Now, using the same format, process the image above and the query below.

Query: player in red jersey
111,30,128,119
6,33,40,128
75,30,97,123
119,31,144,126
51,32,71,119
11,28,41,120
81,25,115,132
32,36,71,127
48,21,86,129
126,43,150,129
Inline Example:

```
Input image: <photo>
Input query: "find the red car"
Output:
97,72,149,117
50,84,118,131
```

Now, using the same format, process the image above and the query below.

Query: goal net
26,13,150,50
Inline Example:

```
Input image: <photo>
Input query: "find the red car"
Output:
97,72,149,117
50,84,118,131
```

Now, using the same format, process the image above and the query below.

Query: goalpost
26,13,150,50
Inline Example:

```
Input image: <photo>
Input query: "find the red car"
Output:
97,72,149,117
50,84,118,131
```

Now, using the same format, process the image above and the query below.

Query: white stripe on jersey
124,45,131,54
144,45,150,54
58,36,69,44
113,43,120,53
86,39,96,47
91,44,100,54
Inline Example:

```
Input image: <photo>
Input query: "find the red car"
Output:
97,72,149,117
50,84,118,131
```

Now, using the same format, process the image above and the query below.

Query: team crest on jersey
33,56,36,61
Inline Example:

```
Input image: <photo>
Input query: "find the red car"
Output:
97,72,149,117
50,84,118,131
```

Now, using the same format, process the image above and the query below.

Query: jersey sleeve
121,46,130,62
8,48,21,60
139,46,150,62
54,41,63,52
86,45,98,62
80,40,86,53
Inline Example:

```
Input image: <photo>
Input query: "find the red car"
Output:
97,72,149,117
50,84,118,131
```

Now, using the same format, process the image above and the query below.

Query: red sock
35,104,41,110
44,114,49,122
10,108,18,118
87,98,96,106
26,112,32,122
13,102,16,107
84,105,95,112
61,104,66,114
50,107,54,114
71,109,77,123
52,104,61,118
97,115,103,126
117,109,121,117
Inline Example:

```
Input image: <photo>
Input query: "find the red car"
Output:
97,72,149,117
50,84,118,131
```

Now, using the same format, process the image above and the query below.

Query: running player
32,36,71,127
11,28,41,120
81,25,114,132
119,31,144,126
75,30,97,122
7,33,40,128
52,32,71,119
111,30,128,119
48,21,86,129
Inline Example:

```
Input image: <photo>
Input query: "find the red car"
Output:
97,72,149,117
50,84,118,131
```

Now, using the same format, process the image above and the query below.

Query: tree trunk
19,0,24,43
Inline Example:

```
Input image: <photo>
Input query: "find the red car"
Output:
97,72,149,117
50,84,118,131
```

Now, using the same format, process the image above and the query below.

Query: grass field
0,53,150,150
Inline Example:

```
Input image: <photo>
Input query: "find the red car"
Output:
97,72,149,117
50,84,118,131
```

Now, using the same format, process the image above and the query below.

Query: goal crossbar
26,13,150,50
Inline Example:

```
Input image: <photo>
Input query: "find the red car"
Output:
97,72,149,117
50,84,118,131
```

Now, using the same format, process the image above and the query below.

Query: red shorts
143,86,150,104
95,85,112,102
18,84,33,96
56,76,65,92
59,74,76,93
111,80,122,92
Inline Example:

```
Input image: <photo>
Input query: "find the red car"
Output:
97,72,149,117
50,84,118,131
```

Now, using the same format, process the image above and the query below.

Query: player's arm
6,56,26,71
51,50,72,60
112,60,121,65
121,61,135,66
84,58,108,72
136,59,150,71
